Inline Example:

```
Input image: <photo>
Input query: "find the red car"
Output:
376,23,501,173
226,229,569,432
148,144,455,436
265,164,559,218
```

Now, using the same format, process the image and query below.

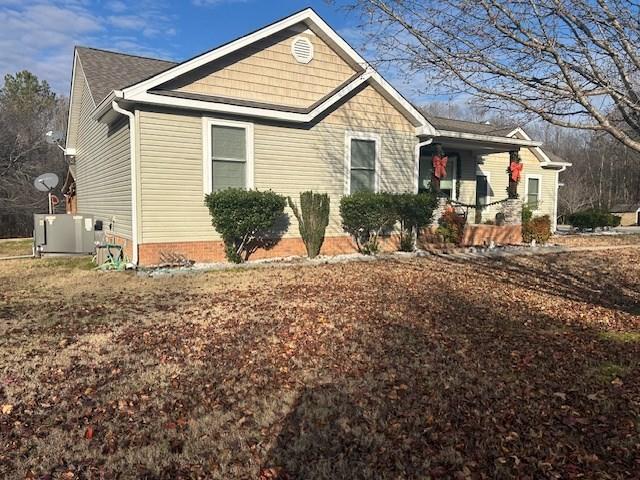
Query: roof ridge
75,46,176,64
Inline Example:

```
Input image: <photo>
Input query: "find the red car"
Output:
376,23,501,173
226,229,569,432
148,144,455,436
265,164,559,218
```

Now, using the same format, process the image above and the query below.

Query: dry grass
0,238,32,258
553,232,640,248
1,241,639,479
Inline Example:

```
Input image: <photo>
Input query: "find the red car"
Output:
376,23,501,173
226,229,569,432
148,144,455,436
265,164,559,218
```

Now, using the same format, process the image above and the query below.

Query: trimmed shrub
522,215,552,244
436,209,466,244
391,192,437,252
521,203,533,224
205,189,286,263
288,191,330,259
567,209,621,231
340,191,396,254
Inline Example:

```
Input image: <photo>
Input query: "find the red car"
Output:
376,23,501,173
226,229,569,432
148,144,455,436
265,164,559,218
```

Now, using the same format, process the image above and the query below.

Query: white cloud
106,0,127,12
108,14,146,29
0,0,177,94
192,0,248,6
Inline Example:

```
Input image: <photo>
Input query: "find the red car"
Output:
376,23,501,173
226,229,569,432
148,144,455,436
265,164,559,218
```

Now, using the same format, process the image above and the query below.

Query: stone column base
503,198,522,225
431,197,449,228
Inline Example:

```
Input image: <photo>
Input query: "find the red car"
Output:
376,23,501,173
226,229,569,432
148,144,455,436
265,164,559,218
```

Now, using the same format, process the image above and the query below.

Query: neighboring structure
64,8,570,265
610,204,640,226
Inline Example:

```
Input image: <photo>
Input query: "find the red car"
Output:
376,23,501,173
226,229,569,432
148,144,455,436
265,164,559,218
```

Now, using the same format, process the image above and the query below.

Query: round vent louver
291,36,314,64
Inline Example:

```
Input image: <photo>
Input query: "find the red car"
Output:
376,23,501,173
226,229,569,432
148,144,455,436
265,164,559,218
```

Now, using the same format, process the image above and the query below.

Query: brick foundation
460,224,522,247
104,234,133,260
137,235,402,266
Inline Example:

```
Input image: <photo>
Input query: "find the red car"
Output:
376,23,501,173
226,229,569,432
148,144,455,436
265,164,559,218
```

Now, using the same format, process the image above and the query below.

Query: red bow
433,154,448,179
509,161,523,182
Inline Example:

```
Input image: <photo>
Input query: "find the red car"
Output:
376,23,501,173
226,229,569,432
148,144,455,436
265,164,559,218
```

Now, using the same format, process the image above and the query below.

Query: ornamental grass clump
205,189,286,263
288,191,330,259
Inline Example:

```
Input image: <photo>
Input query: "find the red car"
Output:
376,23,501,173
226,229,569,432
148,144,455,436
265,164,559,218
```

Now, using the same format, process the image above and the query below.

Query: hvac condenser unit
33,214,97,255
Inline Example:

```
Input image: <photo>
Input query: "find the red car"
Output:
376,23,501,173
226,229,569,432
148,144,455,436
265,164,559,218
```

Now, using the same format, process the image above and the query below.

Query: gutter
111,100,139,265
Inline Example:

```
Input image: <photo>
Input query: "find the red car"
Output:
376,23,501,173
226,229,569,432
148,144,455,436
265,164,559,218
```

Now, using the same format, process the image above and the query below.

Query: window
526,175,541,209
438,157,457,199
203,118,253,193
346,133,379,194
476,174,489,206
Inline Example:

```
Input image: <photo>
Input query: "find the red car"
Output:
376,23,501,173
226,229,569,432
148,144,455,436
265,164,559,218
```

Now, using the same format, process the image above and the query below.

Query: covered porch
417,119,542,245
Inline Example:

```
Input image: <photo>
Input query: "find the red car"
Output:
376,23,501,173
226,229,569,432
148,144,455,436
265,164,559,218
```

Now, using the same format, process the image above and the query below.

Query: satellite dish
34,173,59,192
45,130,64,145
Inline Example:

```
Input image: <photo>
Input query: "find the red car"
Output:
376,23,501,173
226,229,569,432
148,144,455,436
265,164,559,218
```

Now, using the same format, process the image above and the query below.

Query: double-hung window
476,174,490,206
526,175,541,210
346,133,379,194
204,119,253,193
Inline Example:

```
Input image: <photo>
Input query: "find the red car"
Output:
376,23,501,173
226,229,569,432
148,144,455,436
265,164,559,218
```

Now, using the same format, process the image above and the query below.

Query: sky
0,0,404,98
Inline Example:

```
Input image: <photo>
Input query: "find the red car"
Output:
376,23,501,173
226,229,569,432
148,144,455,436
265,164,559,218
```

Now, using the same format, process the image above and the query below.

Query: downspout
553,165,567,232
112,100,139,265
415,138,433,193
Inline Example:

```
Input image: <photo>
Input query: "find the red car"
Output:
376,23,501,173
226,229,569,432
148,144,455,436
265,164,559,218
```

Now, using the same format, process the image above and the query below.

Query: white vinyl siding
74,61,132,239
137,115,416,243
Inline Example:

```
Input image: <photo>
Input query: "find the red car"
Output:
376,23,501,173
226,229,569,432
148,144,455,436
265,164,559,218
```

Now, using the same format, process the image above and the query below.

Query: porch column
507,150,521,199
431,143,445,195
504,150,523,225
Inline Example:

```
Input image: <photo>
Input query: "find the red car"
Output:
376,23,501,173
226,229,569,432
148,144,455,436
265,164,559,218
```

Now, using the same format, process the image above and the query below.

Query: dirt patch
1,250,639,478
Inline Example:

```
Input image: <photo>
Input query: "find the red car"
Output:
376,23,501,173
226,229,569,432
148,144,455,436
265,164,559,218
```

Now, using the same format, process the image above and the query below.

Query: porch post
431,143,445,195
504,150,523,225
507,150,521,199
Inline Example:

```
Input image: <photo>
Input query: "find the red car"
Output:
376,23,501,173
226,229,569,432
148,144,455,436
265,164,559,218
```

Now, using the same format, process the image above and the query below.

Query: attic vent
291,36,314,64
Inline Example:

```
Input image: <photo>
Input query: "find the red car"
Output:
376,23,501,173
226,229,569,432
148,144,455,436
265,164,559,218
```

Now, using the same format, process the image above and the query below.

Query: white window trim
524,174,542,213
202,117,254,194
475,167,492,205
344,132,381,195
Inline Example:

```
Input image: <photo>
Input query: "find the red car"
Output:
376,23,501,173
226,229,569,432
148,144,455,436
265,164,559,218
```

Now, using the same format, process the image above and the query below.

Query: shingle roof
610,203,639,213
543,150,569,164
76,47,176,105
424,115,516,136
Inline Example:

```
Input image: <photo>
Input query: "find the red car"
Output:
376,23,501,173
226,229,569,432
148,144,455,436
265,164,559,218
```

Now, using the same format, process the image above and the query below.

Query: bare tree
345,0,640,153
0,71,67,237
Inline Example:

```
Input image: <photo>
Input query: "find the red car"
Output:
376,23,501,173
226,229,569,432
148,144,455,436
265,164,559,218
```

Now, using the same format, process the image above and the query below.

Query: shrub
340,191,396,254
436,208,466,244
205,189,286,263
521,203,533,224
391,192,437,252
522,215,552,244
287,191,330,259
567,209,621,231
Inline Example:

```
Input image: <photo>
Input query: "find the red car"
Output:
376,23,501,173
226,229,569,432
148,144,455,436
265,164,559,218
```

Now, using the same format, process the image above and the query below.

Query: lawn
1,246,639,478
0,238,32,258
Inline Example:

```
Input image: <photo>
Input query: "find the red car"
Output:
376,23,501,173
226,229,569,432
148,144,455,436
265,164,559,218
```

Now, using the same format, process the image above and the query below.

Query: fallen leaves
1,246,639,478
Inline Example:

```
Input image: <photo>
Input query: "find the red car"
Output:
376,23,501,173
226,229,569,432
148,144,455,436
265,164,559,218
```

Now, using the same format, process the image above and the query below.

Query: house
610,204,640,226
63,8,570,265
